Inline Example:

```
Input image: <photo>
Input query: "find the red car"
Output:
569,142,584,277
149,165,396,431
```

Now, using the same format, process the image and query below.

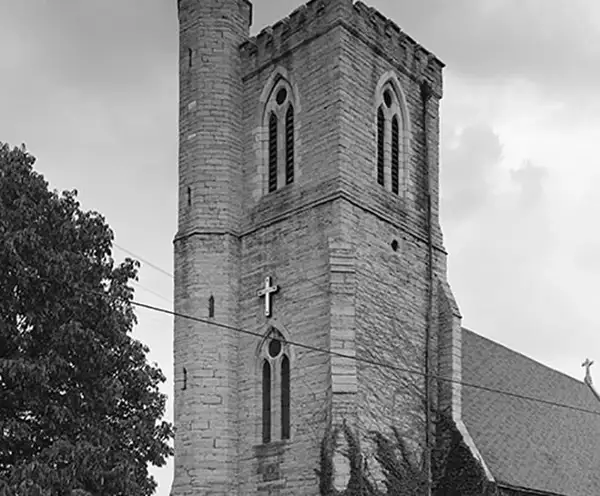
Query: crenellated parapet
348,1,444,97
240,0,347,72
240,0,443,97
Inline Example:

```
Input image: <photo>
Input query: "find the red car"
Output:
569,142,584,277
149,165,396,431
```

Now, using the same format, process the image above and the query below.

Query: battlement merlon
240,0,444,98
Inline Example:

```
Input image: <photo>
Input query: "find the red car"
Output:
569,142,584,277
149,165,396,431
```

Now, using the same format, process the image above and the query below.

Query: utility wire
131,281,173,305
111,243,174,302
113,243,173,279
129,298,600,418
16,266,600,419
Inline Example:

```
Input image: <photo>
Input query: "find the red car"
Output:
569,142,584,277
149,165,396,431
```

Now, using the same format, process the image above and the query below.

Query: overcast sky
2,0,600,494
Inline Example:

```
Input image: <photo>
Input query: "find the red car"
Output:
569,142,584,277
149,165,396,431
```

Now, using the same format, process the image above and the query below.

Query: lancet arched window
268,113,278,193
285,106,295,185
263,78,296,194
262,360,272,443
375,78,409,195
377,106,385,186
259,328,291,443
391,116,400,194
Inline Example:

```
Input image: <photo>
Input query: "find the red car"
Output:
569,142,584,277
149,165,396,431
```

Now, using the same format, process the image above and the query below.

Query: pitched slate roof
461,329,600,495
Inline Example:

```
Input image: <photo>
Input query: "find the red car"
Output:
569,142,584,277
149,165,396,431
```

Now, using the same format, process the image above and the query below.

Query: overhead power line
113,243,173,279
131,281,173,305
14,260,600,419
129,299,600,419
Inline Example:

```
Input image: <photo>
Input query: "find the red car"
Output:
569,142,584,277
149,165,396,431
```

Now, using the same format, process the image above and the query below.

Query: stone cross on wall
257,276,279,317
582,358,594,384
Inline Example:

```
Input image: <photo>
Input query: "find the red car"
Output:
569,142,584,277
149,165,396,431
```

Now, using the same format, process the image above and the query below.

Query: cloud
445,158,578,364
371,0,600,102
441,123,503,223
567,173,600,275
438,121,588,372
443,145,596,377
254,0,600,103
510,161,547,209
0,0,176,92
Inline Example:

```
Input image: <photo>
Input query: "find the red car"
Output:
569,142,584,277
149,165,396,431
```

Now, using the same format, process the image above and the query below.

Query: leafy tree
0,143,173,495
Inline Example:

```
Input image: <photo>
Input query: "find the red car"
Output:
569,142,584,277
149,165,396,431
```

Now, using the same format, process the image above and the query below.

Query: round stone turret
172,1,251,495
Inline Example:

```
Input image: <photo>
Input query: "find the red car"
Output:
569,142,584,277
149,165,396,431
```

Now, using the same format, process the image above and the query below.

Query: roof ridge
461,327,587,388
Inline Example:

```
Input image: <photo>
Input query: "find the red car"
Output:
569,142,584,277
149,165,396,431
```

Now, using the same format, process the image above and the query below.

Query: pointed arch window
375,80,409,195
391,116,400,195
281,355,290,439
259,328,292,444
268,112,278,193
377,106,385,186
262,360,272,443
285,106,295,185
262,78,297,195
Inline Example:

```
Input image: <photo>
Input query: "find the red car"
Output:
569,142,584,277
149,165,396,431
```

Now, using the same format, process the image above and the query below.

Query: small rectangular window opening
208,295,215,318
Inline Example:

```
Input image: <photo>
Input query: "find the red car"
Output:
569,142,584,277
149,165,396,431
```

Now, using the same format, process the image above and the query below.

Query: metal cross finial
582,358,594,384
257,276,279,317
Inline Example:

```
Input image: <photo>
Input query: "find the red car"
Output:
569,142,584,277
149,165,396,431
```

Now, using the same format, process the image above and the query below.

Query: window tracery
263,78,296,194
259,328,291,443
375,78,409,195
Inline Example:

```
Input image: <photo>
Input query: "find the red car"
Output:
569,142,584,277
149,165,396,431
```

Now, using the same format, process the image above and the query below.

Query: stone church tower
172,0,462,494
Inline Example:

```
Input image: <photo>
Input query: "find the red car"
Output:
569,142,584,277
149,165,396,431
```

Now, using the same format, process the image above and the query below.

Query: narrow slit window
285,106,295,185
281,355,290,440
182,367,187,391
188,48,193,68
208,295,215,318
377,106,385,186
268,112,278,193
391,116,400,195
262,360,272,443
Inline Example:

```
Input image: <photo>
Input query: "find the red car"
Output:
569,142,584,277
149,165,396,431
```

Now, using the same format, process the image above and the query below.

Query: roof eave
497,481,569,496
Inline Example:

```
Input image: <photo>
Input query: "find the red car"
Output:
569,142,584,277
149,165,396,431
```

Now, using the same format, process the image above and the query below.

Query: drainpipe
420,78,434,496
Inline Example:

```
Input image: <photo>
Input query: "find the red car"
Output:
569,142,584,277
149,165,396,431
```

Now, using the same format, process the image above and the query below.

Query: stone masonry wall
173,0,455,493
237,9,344,492
330,0,454,482
336,9,444,248
177,0,250,235
346,203,448,448
172,234,241,494
240,27,342,216
237,203,337,494
172,0,250,494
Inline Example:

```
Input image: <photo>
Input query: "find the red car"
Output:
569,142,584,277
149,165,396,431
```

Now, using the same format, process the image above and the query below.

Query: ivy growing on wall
317,414,498,496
